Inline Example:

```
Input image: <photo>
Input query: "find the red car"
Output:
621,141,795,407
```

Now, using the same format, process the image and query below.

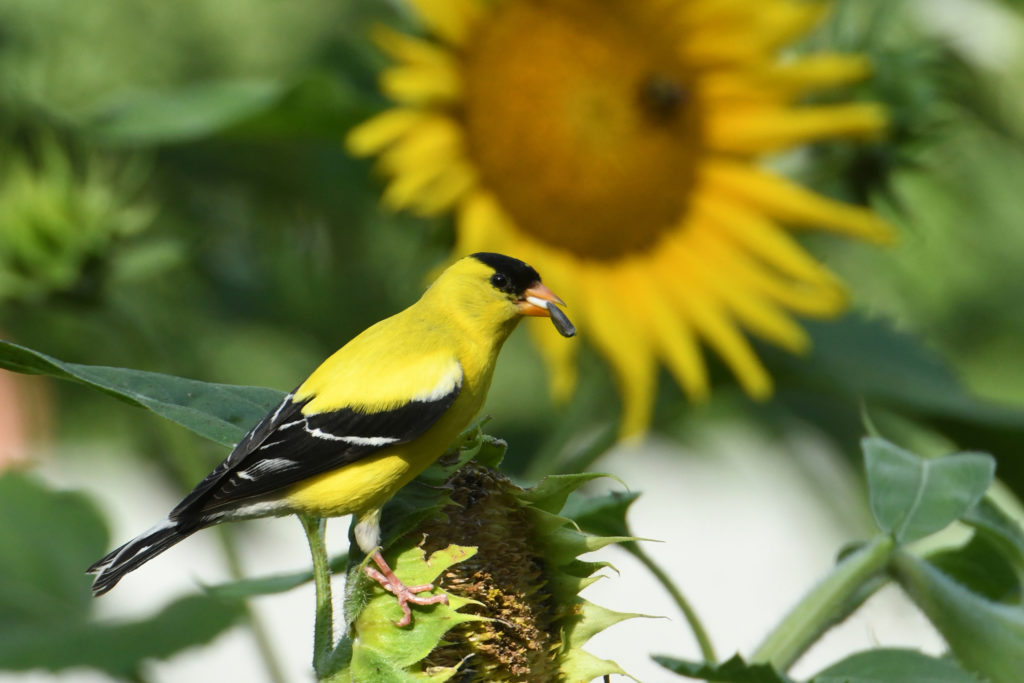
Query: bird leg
364,549,449,627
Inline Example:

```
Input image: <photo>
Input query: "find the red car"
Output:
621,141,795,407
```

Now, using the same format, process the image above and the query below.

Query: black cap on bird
471,252,576,338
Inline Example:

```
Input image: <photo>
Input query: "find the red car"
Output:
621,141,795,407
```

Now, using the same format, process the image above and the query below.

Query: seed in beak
547,303,576,337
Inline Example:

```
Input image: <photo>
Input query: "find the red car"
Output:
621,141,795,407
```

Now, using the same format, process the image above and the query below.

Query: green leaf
83,73,377,146
764,316,1024,493
202,552,350,599
927,535,1022,603
0,340,284,446
962,497,1024,567
811,648,980,683
893,552,1024,683
348,646,458,683
0,594,245,678
653,653,793,682
85,80,287,145
563,490,641,538
228,71,378,141
780,316,1024,432
0,474,243,677
341,544,484,681
863,438,994,544
0,473,107,627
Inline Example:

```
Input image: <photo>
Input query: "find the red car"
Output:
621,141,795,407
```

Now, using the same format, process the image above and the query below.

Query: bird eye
491,272,510,291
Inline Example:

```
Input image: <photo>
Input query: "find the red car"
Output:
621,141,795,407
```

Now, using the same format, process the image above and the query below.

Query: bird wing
170,355,463,521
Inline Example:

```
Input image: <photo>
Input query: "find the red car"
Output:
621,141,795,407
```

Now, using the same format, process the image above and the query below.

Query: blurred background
2,0,1024,681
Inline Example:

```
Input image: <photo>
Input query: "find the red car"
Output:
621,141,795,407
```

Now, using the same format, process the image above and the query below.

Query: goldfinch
88,252,574,624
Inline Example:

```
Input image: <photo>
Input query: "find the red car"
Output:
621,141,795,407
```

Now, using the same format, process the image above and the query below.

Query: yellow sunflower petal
704,160,896,243
371,25,455,66
707,102,887,153
381,162,445,211
662,233,810,353
380,62,462,104
406,0,482,47
578,265,657,438
528,321,579,403
456,190,512,255
771,54,873,93
702,54,872,104
376,115,461,174
345,108,426,157
681,0,826,57
623,258,709,402
694,228,847,317
665,273,773,399
523,248,585,402
757,0,829,50
410,161,478,216
693,192,840,286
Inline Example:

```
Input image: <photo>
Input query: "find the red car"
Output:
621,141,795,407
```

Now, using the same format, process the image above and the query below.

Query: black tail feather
87,520,191,596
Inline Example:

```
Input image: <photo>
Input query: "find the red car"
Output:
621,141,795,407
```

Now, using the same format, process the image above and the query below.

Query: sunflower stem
300,515,335,678
625,542,717,663
750,535,894,671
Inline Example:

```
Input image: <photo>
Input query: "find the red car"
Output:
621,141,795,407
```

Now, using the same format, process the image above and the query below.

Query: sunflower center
462,0,700,259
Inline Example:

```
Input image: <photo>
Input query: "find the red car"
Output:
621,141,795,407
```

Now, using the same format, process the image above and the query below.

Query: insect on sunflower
348,0,895,436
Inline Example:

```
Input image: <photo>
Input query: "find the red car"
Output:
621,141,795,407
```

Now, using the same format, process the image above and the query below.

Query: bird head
429,252,575,338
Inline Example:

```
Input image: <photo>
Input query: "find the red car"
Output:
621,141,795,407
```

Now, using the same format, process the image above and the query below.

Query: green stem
625,542,717,664
300,515,335,678
751,535,895,671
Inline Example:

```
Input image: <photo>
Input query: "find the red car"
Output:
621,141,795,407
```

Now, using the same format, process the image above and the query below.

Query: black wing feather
170,381,460,522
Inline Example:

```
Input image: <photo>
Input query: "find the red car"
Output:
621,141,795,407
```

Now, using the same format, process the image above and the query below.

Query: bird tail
87,519,192,596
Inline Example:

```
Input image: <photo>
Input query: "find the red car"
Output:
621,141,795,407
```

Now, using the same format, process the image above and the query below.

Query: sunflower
348,0,894,436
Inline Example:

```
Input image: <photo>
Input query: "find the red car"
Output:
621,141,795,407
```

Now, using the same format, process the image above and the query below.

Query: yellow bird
88,252,574,624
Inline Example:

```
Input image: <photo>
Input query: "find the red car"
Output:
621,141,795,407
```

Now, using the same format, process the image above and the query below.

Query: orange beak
517,282,565,317
517,282,576,337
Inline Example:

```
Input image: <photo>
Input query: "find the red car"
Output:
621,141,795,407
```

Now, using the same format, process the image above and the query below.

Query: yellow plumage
287,257,517,518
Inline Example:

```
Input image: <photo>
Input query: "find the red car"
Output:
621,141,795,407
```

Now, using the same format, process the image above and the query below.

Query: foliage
0,472,245,678
654,436,1023,683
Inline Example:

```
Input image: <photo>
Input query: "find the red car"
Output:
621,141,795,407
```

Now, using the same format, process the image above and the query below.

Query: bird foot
364,551,449,627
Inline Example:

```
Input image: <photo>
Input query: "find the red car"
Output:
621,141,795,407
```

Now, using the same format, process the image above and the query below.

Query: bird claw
364,552,449,627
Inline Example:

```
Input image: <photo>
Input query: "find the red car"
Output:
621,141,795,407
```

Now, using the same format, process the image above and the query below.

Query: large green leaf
811,648,980,683
863,438,994,544
962,497,1024,567
893,552,1024,683
0,340,284,446
203,552,350,600
84,74,376,146
926,536,1022,604
762,316,1024,491
0,473,107,628
777,316,1024,431
0,594,245,678
0,474,244,677
85,80,285,145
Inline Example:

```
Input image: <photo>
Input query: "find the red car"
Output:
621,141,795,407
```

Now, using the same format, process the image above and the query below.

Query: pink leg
363,550,449,627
